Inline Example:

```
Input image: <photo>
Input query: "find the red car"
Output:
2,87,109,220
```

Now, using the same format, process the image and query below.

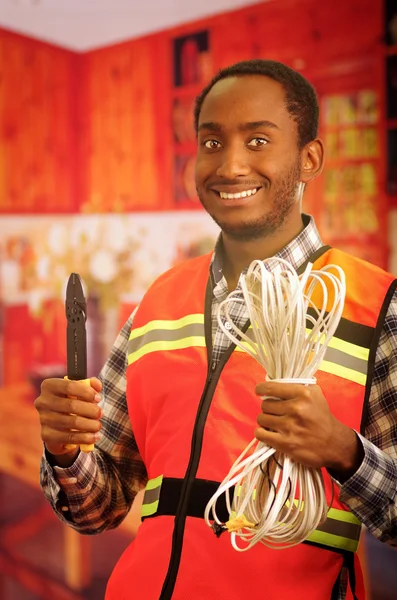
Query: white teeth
219,188,258,199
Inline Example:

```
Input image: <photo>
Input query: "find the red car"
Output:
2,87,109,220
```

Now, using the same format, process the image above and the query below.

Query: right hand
34,377,103,460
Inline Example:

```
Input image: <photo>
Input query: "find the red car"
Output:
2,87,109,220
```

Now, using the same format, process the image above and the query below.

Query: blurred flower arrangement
0,213,220,321
0,213,219,381
0,218,142,319
37,218,140,313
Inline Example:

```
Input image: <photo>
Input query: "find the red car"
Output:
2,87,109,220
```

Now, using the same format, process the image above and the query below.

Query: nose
216,147,250,179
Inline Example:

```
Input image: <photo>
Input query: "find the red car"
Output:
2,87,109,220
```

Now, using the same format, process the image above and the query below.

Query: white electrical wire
204,257,346,551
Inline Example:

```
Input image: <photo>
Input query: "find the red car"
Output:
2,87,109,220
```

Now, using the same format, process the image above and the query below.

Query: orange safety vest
106,246,396,600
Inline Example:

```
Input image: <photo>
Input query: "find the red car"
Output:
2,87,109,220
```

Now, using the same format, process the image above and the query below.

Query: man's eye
248,138,268,147
204,140,221,149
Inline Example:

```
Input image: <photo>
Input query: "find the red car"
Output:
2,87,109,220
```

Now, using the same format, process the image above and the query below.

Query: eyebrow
198,120,280,133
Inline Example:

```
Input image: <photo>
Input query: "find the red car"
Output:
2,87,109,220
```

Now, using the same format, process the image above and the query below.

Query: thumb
89,376,103,393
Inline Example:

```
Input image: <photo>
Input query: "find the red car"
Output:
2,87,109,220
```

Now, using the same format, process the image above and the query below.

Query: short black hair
194,59,319,148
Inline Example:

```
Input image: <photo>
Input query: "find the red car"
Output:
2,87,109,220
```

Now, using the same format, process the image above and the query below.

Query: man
35,60,397,600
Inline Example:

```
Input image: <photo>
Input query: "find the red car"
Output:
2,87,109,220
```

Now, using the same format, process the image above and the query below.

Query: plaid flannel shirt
40,215,397,599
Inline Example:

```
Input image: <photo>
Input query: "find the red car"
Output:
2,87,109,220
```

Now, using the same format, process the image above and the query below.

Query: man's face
195,75,303,241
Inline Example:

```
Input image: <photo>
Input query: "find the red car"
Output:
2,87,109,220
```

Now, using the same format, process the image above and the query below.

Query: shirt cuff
42,448,97,518
339,433,397,521
52,449,97,487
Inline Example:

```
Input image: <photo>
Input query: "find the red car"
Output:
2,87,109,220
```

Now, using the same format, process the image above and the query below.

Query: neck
221,216,305,290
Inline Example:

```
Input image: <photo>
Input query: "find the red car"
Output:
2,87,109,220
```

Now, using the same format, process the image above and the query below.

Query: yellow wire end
225,516,256,532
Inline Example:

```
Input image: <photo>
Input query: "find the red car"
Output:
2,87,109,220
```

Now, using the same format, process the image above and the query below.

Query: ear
300,138,324,183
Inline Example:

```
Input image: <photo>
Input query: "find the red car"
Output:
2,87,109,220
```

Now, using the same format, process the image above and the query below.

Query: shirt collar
211,214,324,285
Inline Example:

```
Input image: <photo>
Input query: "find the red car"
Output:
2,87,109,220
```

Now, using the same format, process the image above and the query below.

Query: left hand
255,381,363,478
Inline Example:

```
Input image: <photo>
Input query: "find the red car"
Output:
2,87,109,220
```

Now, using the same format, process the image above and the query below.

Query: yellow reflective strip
235,336,367,367
237,330,368,362
305,329,369,362
128,336,206,365
141,500,159,517
288,501,360,523
130,314,204,340
235,344,365,384
145,475,163,491
318,359,366,386
307,529,359,553
234,343,252,353
327,507,361,525
327,336,369,361
292,501,360,527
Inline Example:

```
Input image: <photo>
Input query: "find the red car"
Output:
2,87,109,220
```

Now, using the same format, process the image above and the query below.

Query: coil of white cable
204,257,346,551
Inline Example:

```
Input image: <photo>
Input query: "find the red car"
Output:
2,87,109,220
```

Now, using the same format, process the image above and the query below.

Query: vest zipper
158,356,228,599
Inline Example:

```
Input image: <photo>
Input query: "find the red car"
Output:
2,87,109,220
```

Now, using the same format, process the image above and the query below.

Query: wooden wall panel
0,0,388,269
79,37,165,213
210,12,254,70
0,29,79,213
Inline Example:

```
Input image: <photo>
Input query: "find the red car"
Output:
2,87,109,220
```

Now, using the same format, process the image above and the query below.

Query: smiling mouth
217,188,260,200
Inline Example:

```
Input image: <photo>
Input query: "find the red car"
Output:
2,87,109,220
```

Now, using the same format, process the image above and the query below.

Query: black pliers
65,273,87,381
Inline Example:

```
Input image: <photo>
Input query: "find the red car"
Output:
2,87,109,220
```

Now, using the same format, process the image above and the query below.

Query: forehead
199,75,296,133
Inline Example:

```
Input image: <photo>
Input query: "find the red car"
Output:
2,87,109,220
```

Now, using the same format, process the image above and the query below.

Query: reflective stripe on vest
141,476,362,553
141,474,164,518
128,315,370,386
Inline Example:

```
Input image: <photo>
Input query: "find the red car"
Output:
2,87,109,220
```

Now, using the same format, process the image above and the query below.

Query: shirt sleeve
40,308,148,535
339,291,397,546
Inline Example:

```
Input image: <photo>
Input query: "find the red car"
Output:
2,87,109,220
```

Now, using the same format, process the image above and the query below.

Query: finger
255,381,310,400
260,397,289,416
42,426,101,448
41,377,99,402
257,413,286,432
254,427,285,449
40,410,102,433
262,397,316,423
89,377,102,394
39,394,103,418
65,378,101,402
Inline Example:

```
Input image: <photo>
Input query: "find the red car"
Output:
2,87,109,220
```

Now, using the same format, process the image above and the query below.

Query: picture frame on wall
173,30,211,87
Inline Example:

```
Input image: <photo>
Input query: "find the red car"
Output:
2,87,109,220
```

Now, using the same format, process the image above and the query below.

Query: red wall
0,29,80,213
0,0,387,264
